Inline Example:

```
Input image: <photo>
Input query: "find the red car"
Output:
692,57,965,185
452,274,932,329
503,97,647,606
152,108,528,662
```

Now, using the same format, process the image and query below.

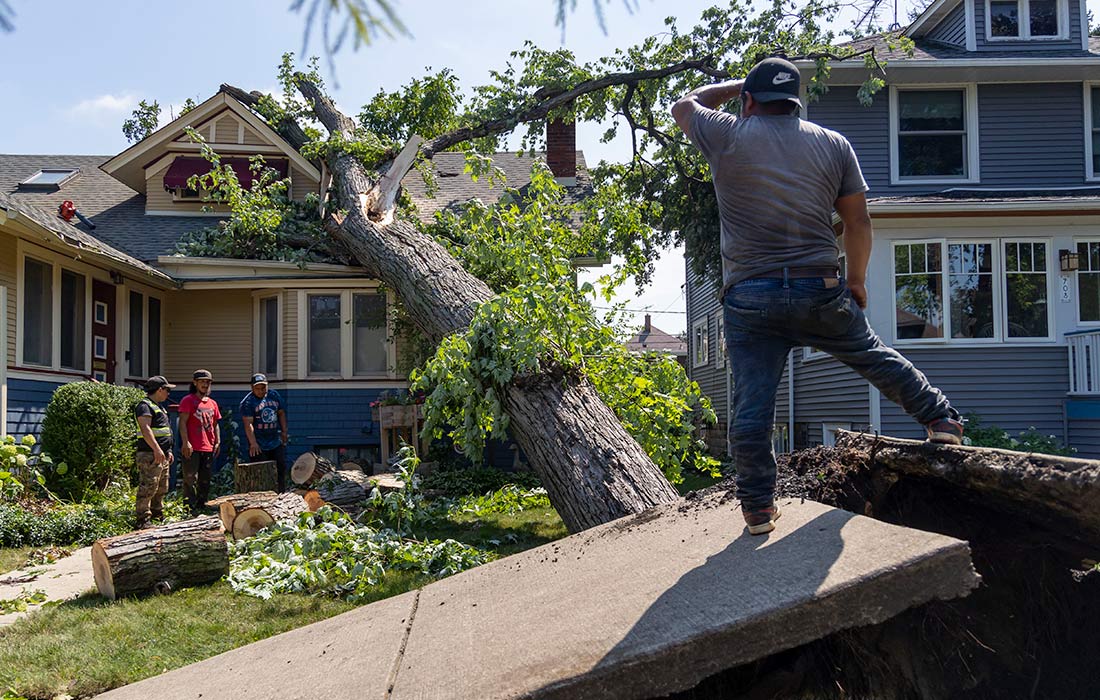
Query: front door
92,280,116,383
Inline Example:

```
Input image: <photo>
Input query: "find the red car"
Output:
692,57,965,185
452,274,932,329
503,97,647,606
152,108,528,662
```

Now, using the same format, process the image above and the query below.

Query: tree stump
290,451,336,486
231,492,310,539
234,460,279,493
91,516,228,600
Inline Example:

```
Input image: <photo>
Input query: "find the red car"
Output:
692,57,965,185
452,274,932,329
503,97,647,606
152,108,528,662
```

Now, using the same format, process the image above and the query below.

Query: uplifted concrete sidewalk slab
0,546,95,627
97,494,978,700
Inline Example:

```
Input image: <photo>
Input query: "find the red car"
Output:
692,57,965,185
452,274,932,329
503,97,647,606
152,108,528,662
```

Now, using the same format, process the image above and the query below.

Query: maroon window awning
162,155,289,190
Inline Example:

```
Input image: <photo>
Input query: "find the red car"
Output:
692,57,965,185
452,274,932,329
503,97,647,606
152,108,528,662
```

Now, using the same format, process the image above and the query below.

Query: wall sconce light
1059,249,1080,273
109,271,124,285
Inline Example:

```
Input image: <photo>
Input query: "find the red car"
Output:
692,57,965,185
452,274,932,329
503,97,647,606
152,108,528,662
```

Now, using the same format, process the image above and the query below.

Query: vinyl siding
809,83,1088,195
879,346,1069,440
291,167,317,202
5,378,63,437
973,0,1082,51
146,169,229,214
1068,414,1100,458
213,115,238,144
0,231,16,366
686,271,729,454
927,2,968,46
242,124,267,146
793,353,871,446
979,83,1084,185
163,289,254,382
283,289,298,380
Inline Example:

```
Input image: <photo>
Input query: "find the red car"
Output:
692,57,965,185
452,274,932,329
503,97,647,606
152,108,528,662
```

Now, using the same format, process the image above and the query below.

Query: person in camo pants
134,375,176,529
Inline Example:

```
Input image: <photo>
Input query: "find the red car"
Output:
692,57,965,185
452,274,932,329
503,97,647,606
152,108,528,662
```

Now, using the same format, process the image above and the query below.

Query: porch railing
1066,329,1100,395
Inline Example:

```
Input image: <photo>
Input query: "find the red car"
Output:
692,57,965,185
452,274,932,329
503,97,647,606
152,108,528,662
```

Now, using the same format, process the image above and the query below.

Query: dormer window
988,0,1063,40
20,168,79,189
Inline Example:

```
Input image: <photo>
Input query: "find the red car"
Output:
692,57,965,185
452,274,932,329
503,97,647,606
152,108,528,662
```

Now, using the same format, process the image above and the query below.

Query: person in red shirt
178,368,221,514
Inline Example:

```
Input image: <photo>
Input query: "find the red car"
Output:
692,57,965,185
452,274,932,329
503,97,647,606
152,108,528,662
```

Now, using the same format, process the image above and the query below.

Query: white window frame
691,316,709,369
713,310,726,369
892,238,1054,346
1074,237,1100,327
253,291,284,380
94,300,109,324
984,0,1069,41
889,84,980,186
15,242,94,374
296,288,395,380
122,282,165,381
1085,83,1100,182
821,422,851,447
93,335,108,360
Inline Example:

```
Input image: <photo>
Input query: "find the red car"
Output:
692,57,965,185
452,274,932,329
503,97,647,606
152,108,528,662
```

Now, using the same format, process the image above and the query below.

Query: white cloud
65,93,139,121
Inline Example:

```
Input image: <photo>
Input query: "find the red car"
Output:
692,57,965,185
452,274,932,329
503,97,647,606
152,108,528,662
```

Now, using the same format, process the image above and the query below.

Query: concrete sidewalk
97,492,978,699
0,546,95,627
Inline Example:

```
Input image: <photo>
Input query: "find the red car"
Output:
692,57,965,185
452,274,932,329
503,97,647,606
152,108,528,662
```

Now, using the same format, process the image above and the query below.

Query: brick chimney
546,119,576,184
644,314,652,333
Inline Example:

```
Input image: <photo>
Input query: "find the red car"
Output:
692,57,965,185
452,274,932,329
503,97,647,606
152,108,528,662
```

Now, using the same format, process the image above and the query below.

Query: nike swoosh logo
772,75,795,85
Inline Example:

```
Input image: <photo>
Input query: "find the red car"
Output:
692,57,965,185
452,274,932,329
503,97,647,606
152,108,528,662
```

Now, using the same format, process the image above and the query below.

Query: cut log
91,516,228,600
207,491,277,508
293,78,681,533
314,470,404,509
299,489,325,512
231,492,310,539
214,492,280,533
290,451,336,486
235,460,279,493
836,430,1100,540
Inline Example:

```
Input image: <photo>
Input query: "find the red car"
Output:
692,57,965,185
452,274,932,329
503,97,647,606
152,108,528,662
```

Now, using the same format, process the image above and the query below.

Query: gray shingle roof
402,151,592,224
0,154,217,265
625,324,687,356
839,32,1100,61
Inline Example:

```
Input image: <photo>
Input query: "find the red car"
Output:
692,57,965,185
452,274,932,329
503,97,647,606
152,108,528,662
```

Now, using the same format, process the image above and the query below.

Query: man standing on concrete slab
239,373,289,491
134,375,175,529
672,57,964,535
178,369,221,514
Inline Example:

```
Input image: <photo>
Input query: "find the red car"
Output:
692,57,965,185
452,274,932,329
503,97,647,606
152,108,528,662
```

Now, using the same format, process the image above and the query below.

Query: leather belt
750,266,839,279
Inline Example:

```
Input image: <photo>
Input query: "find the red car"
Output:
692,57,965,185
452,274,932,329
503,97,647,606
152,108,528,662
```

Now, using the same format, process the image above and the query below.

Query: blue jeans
723,274,957,508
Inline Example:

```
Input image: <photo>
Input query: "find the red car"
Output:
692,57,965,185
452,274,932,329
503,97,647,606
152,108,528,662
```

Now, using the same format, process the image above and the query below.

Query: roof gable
907,0,966,38
100,91,320,194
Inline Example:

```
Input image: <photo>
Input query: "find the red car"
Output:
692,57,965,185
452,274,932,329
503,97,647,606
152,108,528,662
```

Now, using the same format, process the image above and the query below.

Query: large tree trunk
837,430,1100,540
91,516,228,600
296,80,680,532
314,470,396,509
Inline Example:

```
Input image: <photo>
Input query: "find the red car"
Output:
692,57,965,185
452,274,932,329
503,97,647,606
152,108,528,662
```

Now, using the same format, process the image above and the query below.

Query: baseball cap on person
742,57,802,108
144,375,176,393
251,373,268,386
192,369,214,381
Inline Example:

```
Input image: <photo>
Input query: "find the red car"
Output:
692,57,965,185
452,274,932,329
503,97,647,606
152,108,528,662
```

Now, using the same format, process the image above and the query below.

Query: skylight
20,168,79,188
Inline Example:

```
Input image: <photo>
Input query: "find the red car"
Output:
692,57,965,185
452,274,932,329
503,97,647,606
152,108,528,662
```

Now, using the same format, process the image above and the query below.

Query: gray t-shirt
688,109,868,295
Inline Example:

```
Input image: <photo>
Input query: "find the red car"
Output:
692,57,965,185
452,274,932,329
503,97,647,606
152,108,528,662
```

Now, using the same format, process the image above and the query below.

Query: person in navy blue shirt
239,373,289,491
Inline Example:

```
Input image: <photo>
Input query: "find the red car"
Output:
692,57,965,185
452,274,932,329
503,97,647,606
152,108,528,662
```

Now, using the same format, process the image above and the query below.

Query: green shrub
40,382,145,499
962,413,1076,457
0,501,126,547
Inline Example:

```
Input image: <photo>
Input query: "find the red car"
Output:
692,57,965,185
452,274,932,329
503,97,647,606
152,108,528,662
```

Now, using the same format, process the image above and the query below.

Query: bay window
893,239,1051,344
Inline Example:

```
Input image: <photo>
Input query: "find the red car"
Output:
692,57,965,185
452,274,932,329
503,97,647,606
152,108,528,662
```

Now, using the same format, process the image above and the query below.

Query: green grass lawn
0,504,568,699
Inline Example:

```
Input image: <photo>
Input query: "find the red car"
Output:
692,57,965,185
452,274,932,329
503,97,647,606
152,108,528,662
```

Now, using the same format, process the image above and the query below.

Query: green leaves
121,99,161,144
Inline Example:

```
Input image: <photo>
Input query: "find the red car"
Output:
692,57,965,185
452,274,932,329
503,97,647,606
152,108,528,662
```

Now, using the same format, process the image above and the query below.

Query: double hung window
691,317,709,368
894,89,973,181
893,240,1050,344
303,289,390,378
21,255,89,372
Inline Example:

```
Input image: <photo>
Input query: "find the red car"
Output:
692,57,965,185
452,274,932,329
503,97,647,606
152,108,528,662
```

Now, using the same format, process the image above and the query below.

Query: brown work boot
925,417,965,445
742,502,782,535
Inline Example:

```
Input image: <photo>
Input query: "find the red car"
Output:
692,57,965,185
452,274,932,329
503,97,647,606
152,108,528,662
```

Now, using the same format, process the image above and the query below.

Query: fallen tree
91,516,229,600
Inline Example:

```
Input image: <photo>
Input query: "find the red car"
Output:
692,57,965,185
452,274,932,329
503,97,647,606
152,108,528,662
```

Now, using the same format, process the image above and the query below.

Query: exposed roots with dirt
661,445,1100,699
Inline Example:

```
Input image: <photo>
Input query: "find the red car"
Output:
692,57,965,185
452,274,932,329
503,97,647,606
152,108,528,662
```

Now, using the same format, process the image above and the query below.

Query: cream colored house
0,89,588,466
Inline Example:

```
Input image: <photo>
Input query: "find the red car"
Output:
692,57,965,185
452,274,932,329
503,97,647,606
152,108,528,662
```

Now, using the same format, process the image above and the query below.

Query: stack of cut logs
91,452,404,600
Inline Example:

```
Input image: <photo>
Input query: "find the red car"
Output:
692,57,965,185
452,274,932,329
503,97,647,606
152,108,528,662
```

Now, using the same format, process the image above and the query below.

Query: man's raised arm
671,79,744,133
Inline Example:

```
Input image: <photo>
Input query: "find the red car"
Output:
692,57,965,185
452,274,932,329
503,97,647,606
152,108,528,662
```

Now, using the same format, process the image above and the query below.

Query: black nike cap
742,57,802,107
